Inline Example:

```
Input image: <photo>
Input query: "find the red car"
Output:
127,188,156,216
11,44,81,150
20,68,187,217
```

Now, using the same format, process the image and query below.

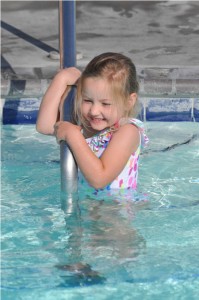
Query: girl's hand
54,121,82,144
57,67,81,85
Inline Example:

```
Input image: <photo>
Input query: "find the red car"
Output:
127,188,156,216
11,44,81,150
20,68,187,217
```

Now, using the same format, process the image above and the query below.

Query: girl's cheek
81,102,87,111
81,106,87,116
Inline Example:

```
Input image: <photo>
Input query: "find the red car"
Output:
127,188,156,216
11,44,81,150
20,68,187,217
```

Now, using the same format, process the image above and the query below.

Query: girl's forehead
83,76,108,86
82,77,114,97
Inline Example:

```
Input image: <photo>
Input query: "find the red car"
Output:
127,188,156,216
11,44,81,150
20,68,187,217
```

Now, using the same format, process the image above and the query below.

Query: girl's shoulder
119,117,144,128
119,118,149,148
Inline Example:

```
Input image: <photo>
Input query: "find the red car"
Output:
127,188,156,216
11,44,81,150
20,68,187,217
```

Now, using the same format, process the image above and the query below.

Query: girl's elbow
88,178,109,190
36,122,54,135
36,122,45,134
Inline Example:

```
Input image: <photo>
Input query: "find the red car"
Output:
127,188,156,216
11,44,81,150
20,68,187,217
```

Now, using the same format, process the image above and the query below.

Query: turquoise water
1,123,199,300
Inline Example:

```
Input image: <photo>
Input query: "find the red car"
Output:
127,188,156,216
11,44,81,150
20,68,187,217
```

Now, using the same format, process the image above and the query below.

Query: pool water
1,123,199,300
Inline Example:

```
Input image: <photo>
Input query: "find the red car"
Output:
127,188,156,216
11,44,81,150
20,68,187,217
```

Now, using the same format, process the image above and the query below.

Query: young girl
36,52,148,195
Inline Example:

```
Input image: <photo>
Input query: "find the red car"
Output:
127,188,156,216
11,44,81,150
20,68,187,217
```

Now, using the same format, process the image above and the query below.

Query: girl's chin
90,126,104,134
90,124,107,132
89,119,106,129
86,125,107,137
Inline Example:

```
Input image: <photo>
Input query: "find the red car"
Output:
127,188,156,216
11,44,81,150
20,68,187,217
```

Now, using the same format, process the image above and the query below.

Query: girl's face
81,77,123,134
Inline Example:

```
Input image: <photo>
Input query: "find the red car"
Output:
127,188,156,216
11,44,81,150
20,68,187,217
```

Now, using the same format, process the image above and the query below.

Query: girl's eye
83,99,92,103
102,103,111,106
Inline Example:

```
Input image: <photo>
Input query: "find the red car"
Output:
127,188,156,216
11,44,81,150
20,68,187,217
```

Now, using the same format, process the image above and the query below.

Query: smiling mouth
90,117,105,122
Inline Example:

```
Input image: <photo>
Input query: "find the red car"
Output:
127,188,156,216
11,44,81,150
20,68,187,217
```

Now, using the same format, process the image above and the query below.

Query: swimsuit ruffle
86,129,113,153
86,118,149,152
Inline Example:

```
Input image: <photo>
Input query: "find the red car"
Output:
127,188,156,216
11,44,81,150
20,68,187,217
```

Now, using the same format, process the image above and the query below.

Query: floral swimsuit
78,118,149,195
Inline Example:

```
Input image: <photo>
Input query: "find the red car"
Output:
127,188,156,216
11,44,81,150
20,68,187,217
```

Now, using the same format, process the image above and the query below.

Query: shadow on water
56,191,147,287
55,192,106,287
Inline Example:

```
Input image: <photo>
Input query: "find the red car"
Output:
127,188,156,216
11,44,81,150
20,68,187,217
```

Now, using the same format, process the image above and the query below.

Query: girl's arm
54,121,140,189
36,67,81,135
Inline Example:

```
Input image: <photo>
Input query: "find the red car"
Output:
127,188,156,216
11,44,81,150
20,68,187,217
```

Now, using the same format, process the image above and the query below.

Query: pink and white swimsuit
78,118,149,195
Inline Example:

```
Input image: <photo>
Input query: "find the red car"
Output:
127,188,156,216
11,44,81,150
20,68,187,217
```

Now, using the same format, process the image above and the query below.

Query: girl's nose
90,103,100,115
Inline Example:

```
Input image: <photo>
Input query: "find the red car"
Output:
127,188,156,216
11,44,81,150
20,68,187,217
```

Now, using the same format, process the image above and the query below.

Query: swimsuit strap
126,118,149,149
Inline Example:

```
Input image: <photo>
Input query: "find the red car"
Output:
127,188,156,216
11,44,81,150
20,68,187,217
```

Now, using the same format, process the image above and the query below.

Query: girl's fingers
56,137,62,144
54,121,62,135
54,122,82,144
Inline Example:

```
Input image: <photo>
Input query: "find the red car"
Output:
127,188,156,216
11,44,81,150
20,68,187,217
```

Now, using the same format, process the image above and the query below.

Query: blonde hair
74,52,140,125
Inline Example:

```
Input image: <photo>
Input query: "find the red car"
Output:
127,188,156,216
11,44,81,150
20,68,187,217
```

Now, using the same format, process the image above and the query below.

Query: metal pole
59,0,76,68
59,0,78,194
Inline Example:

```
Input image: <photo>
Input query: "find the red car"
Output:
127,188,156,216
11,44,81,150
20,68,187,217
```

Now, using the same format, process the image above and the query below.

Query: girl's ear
128,93,137,109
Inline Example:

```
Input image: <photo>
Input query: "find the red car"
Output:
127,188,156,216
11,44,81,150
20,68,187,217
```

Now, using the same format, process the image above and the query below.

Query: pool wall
1,68,199,124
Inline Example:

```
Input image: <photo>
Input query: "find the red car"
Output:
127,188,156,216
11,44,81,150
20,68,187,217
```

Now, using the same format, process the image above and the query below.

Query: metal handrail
59,0,78,195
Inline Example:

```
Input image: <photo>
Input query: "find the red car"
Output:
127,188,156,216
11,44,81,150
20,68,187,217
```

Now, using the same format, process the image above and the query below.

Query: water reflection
58,191,147,286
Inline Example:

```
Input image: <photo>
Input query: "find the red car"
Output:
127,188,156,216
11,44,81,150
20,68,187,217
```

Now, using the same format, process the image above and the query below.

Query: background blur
1,0,199,80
